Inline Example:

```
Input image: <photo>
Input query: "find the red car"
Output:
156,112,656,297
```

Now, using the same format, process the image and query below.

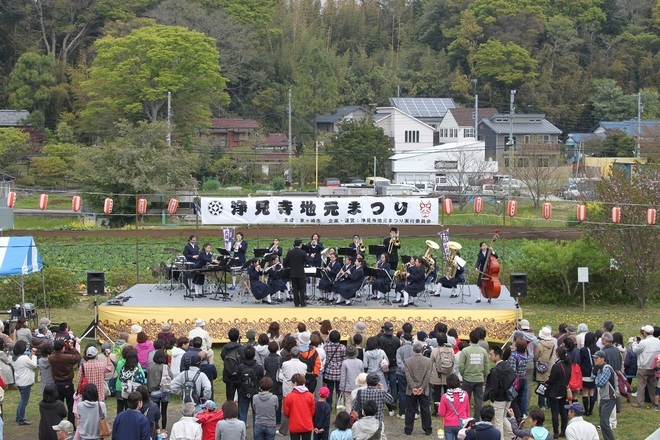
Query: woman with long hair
11,340,38,426
546,345,571,438
75,383,107,440
114,347,146,413
38,383,67,440
579,332,598,416
267,322,281,347
38,345,55,393
147,349,172,430
362,337,388,391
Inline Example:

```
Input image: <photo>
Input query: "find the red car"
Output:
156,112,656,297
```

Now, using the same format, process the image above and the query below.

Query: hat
85,346,99,358
383,322,394,335
345,344,357,358
246,329,256,340
564,402,585,416
195,319,205,327
417,331,428,341
355,372,368,387
366,372,380,386
519,319,530,330
40,317,52,327
592,350,606,360
319,387,330,398
190,355,202,367
161,322,171,331
297,331,311,345
200,400,216,410
566,325,577,333
538,327,552,341
641,325,654,334
130,324,143,334
353,322,367,333
52,420,74,434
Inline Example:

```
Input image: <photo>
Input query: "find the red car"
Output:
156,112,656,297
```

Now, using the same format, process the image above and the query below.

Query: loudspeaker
87,271,105,295
510,273,528,298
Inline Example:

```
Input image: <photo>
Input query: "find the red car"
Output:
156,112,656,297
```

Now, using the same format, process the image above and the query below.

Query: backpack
614,369,632,402
159,365,172,393
568,363,583,392
224,347,242,382
239,365,258,399
300,348,319,376
182,370,202,405
111,342,127,362
422,343,432,358
436,346,455,375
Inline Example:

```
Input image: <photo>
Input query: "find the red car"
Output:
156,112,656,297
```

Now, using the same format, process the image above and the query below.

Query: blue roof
596,120,660,136
565,133,605,146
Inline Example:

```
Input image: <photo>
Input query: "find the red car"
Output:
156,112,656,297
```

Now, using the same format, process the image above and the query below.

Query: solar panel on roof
390,97,457,118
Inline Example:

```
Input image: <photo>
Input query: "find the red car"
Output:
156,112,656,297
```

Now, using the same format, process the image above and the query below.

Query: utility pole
472,79,478,140
166,91,172,147
637,91,642,158
288,88,292,180
508,90,516,176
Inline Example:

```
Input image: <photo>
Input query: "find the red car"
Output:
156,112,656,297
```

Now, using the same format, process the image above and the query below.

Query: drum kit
150,248,191,292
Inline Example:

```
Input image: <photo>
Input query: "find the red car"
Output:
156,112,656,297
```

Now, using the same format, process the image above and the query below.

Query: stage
98,283,521,343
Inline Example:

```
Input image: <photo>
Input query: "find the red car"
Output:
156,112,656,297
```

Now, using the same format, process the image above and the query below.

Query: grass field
2,301,659,439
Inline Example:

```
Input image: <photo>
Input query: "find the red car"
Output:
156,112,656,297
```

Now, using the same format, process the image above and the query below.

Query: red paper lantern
103,198,113,215
577,204,587,222
167,198,179,215
6,191,16,208
136,198,148,215
473,196,483,214
647,208,656,226
507,199,517,217
443,198,453,215
39,193,48,211
71,195,82,212
542,202,552,220
611,206,621,224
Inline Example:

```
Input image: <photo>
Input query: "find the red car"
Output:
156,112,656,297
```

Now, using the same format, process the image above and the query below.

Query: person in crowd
170,402,202,440
215,400,246,440
279,346,309,436
632,324,660,408
236,345,264,425
255,333,271,366
182,337,204,372
147,348,173,430
564,402,598,440
394,333,413,419
438,374,470,440
52,420,75,440
221,328,245,402
546,346,571,438
78,346,113,402
170,355,212,413
351,373,368,407
253,377,278,440
12,340,38,426
0,339,14,390
352,372,395,423
0,321,14,351
624,336,639,386
464,405,500,440
599,331,622,428
49,339,81,425
313,386,331,440
593,351,616,440
38,344,55,394
377,321,399,414
189,319,214,365
485,346,515,439
535,326,556,410
39,383,68,440
111,391,151,440
127,324,143,347
284,239,310,308
115,347,147,413
135,332,154,370
430,332,454,411
263,341,282,421
506,408,552,440
329,411,352,440
74,383,107,440
171,337,190,376
458,329,489,421
196,400,224,440
283,373,316,440
13,316,32,344
199,351,218,402
507,340,528,422
31,324,52,353
339,344,362,413
298,331,322,398
576,324,589,349
351,400,382,440
136,385,161,440
403,341,433,436
323,330,346,408
157,322,176,347
578,332,598,416
267,322,282,347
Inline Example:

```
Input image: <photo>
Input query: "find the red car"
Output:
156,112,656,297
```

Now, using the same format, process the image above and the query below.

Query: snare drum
175,256,186,266
164,264,179,281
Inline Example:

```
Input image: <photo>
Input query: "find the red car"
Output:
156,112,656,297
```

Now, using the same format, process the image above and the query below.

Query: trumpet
233,241,241,253
388,232,400,254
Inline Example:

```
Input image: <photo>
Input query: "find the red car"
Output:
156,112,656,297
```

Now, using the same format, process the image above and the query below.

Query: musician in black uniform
230,232,248,290
306,233,324,267
284,239,309,307
328,256,354,303
247,258,274,304
267,238,283,257
475,241,497,303
435,253,465,298
266,255,286,301
318,253,341,301
394,257,425,307
371,253,392,300
334,257,365,306
192,243,219,297
384,227,401,268
182,235,199,290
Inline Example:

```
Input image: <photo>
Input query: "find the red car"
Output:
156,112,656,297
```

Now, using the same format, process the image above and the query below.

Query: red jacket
195,410,224,440
283,388,316,433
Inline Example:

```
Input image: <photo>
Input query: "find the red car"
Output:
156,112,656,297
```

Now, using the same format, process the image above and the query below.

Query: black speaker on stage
87,271,105,295
510,273,528,298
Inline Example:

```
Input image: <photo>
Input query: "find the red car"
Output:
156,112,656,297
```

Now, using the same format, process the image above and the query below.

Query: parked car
323,177,340,187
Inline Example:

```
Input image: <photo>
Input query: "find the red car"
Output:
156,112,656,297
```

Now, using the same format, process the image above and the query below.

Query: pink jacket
136,341,154,369
438,389,470,428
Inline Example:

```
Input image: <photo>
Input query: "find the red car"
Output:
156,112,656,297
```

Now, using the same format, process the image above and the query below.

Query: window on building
464,128,474,138
405,130,420,143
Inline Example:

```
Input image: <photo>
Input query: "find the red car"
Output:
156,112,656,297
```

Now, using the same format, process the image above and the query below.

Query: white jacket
280,358,307,397
565,416,599,440
632,335,660,369
188,327,214,362
170,416,202,440
11,354,38,387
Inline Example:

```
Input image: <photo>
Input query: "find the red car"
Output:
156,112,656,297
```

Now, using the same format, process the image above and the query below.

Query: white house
438,107,498,143
374,107,435,153
390,141,498,189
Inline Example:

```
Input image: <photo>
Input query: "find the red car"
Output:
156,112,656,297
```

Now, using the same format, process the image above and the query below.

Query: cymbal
164,247,179,253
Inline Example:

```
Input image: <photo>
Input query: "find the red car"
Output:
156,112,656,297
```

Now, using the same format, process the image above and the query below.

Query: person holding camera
49,339,82,426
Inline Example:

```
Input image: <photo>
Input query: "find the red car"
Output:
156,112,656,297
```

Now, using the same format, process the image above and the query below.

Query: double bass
479,231,501,299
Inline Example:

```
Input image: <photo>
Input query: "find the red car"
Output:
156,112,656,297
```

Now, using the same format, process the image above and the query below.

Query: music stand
369,245,386,257
253,248,268,258
401,255,412,264
338,247,356,258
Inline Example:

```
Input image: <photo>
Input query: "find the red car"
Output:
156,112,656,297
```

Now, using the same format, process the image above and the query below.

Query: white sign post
578,267,589,312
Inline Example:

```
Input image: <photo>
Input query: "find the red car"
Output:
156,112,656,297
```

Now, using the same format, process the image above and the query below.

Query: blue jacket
112,409,151,440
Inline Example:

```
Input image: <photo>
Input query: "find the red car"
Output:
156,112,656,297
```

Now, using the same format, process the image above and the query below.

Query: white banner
200,196,438,226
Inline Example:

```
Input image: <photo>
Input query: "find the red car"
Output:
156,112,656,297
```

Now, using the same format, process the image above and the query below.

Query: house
593,120,660,159
478,114,562,167
0,110,30,127
202,118,260,149
315,106,370,133
257,133,290,176
390,141,497,188
438,107,498,143
0,171,16,230
584,156,648,178
374,107,435,154
389,97,459,145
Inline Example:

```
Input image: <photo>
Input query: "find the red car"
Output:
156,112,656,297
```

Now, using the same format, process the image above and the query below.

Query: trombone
387,231,400,254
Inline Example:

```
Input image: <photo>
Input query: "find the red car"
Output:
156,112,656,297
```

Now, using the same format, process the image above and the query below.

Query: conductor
284,239,309,307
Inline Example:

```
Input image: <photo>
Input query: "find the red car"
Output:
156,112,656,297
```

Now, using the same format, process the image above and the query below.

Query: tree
442,147,497,209
598,130,636,157
473,40,538,88
291,151,330,189
30,141,80,187
329,118,392,180
513,143,562,208
82,25,228,132
6,52,57,114
0,128,31,177
588,78,636,121
590,165,659,307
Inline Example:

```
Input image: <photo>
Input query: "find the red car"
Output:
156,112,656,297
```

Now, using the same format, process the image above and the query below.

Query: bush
272,176,285,191
202,177,220,191
0,267,78,309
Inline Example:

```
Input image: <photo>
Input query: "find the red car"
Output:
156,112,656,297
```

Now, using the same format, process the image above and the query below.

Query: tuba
423,240,440,278
320,247,331,265
443,241,463,279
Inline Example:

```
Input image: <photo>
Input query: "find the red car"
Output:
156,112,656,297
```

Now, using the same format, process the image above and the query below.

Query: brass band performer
192,243,219,297
384,227,401,268
371,253,391,300
247,258,274,304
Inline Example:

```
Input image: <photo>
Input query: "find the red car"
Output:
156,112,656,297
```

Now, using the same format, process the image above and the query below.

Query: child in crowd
329,411,352,440
313,386,332,440
253,377,279,440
